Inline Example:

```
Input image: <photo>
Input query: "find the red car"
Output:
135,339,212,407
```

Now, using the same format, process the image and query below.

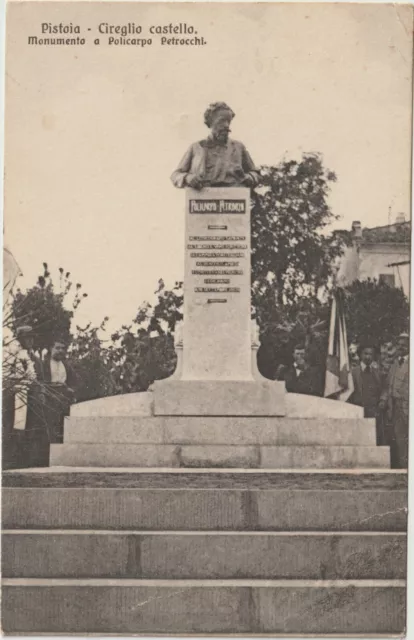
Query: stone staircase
2,403,407,634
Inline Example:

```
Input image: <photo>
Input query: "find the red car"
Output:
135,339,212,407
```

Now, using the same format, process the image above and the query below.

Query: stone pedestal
182,186,251,381
153,186,285,415
153,380,285,416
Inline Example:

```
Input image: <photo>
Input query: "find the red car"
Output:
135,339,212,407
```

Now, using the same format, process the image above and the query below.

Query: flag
3,246,22,308
324,288,354,401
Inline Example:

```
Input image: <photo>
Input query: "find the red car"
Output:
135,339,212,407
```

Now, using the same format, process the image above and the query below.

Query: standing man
349,344,382,417
348,344,383,443
377,341,395,448
34,337,77,443
283,344,323,396
379,333,409,468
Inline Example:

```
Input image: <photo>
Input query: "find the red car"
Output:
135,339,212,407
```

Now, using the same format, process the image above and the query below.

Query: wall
336,242,410,299
359,244,410,298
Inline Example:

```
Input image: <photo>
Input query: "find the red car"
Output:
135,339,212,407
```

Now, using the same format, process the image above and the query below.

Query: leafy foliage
342,279,410,347
362,222,410,245
257,296,330,378
11,264,87,353
258,280,410,378
105,280,182,394
134,279,183,334
251,153,348,308
69,318,118,402
7,269,183,401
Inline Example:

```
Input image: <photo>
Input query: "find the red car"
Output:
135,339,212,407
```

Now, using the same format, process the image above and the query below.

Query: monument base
4,390,402,635
152,379,286,416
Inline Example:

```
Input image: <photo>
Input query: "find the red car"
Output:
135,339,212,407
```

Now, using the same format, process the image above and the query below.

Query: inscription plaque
183,187,251,380
189,199,246,214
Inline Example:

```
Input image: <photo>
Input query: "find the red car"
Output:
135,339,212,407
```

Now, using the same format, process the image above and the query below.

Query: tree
251,153,348,309
107,279,182,394
99,327,174,396
134,279,183,333
69,318,118,402
258,279,410,378
342,279,409,347
11,263,88,353
7,264,116,402
257,295,330,378
7,266,183,401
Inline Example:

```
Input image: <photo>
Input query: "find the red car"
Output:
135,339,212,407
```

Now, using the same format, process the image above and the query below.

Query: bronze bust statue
171,102,260,190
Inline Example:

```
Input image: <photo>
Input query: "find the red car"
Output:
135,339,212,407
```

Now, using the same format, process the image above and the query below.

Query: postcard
2,2,413,636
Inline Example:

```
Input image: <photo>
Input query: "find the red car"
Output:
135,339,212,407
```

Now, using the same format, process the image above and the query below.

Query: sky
4,2,413,330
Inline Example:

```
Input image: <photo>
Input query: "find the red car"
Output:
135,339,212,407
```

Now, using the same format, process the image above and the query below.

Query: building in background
337,214,410,298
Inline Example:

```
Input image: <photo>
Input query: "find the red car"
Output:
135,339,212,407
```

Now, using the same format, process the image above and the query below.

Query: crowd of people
277,333,410,468
2,325,410,471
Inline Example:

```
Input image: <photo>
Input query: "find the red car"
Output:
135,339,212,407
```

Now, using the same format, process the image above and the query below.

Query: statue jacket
171,138,260,188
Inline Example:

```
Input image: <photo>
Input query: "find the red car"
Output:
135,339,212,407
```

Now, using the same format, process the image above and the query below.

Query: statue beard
214,131,229,144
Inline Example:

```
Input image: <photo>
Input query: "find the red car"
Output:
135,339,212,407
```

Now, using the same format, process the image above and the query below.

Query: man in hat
171,102,260,189
379,333,410,468
347,343,384,445
33,337,77,446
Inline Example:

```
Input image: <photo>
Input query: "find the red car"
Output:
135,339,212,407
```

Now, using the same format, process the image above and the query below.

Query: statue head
204,102,235,144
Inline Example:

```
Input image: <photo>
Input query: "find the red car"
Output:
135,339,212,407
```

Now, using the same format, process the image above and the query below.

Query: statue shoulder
230,139,246,148
198,139,212,148
229,139,249,154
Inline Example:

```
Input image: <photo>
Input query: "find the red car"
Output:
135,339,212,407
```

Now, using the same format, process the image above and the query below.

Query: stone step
4,468,407,489
50,443,389,469
3,486,407,531
64,416,377,446
3,531,406,580
2,578,405,634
